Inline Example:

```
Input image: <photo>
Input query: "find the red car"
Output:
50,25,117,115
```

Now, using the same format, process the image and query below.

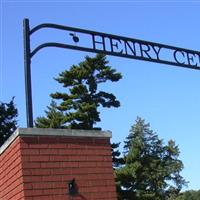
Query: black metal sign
24,18,200,127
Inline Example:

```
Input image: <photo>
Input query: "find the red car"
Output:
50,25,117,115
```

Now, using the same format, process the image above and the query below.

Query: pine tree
35,54,122,130
116,117,187,200
35,100,65,128
111,142,125,200
0,98,18,146
112,142,125,169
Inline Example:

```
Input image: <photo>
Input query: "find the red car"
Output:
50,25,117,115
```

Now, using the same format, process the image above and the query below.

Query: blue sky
1,1,200,190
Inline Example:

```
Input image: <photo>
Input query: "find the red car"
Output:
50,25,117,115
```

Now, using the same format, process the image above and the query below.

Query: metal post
23,18,33,127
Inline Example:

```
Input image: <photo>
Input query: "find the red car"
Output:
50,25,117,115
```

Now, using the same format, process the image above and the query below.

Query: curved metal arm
30,23,94,35
30,42,102,58
30,42,89,58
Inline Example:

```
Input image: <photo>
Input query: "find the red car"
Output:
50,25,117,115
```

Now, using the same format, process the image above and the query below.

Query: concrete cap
0,128,112,155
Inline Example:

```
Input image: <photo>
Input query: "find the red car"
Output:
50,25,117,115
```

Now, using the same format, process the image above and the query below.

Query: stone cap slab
0,128,112,155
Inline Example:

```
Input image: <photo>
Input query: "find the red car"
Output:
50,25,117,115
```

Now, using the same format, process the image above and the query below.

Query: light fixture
68,178,79,195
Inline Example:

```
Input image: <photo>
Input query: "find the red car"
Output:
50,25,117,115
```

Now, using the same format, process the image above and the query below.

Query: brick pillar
0,128,117,200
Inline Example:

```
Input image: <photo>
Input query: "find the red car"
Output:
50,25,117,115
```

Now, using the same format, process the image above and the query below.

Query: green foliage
112,142,125,169
111,142,125,200
35,100,65,128
173,190,200,200
35,54,122,130
116,117,187,200
0,98,18,146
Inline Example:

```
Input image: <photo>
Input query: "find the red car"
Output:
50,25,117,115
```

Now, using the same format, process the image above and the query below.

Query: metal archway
24,18,200,127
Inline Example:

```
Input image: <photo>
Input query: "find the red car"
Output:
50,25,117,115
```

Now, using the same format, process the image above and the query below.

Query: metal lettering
186,52,198,66
124,40,137,56
174,50,186,65
152,46,162,60
139,44,152,59
110,38,123,54
92,35,106,51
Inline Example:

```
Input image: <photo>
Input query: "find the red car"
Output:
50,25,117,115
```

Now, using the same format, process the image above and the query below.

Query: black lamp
68,178,79,195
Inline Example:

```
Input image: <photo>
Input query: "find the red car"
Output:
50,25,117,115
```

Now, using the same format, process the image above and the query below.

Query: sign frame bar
23,18,200,127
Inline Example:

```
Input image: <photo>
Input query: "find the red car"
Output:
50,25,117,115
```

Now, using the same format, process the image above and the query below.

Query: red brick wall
0,132,117,200
0,137,25,200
